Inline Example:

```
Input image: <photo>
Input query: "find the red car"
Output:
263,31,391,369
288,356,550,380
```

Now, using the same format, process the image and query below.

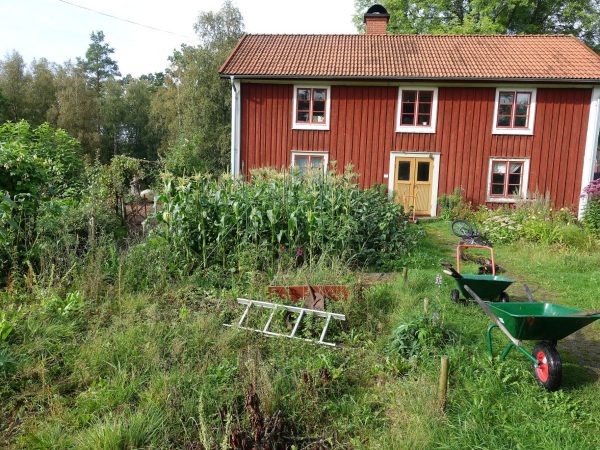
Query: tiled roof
219,34,600,82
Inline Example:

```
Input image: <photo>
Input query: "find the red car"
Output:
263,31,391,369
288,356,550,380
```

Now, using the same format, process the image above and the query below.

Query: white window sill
492,128,533,136
486,197,524,204
293,123,330,131
396,126,436,134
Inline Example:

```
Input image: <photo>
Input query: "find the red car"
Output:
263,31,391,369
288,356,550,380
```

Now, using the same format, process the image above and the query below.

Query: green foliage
354,0,600,52
438,187,473,220
389,315,453,358
155,169,418,270
583,197,600,235
42,291,83,317
77,30,120,95
0,311,14,342
154,0,244,174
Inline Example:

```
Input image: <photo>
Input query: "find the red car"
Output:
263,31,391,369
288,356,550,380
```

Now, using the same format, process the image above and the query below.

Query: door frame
387,151,441,217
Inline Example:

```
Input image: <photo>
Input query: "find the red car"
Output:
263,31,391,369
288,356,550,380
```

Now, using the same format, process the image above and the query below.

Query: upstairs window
293,86,331,130
487,158,530,202
396,87,438,133
492,88,536,135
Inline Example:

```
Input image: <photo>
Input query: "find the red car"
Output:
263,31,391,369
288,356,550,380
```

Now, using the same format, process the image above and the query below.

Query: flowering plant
582,179,600,198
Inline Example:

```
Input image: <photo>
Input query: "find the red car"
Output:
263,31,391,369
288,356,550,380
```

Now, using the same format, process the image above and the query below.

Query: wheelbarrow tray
456,274,514,301
487,302,600,341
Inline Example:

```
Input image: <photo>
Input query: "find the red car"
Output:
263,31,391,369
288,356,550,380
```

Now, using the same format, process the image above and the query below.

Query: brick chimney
364,4,390,35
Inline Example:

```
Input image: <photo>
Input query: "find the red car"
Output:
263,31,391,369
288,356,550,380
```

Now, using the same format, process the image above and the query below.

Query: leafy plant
389,315,454,359
0,311,14,342
42,291,83,317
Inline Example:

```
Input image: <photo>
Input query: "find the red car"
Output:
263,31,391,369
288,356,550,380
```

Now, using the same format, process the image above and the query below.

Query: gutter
218,74,600,84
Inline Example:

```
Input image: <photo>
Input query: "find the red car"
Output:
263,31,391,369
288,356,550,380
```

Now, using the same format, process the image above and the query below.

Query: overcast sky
0,0,358,76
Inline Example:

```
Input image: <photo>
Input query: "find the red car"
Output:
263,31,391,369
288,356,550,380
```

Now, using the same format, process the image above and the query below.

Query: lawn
1,220,600,449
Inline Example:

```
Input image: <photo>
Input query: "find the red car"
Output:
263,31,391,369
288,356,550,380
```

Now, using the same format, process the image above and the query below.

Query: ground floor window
291,151,328,175
487,158,529,202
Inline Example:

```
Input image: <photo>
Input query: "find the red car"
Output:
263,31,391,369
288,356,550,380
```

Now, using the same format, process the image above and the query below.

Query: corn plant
153,169,418,271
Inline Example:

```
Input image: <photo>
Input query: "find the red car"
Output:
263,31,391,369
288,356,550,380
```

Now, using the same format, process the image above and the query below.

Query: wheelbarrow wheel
450,289,460,303
531,341,562,391
499,292,510,303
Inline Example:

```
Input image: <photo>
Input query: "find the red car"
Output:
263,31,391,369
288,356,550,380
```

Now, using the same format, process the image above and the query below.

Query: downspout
230,75,241,177
579,87,600,219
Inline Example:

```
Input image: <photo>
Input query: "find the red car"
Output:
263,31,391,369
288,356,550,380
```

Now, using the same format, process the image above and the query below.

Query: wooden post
423,297,429,313
402,267,408,284
438,356,449,411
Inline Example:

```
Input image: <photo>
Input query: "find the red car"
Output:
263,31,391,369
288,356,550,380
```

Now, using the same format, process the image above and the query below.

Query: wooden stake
402,267,408,283
438,356,449,411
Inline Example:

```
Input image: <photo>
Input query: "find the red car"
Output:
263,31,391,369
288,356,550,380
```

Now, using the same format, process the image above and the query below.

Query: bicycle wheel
451,220,473,238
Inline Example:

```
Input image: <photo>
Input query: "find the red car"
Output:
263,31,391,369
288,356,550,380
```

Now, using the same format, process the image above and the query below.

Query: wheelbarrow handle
463,285,523,348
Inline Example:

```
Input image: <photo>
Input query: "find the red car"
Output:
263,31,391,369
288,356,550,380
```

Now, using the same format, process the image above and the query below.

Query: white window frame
290,151,329,174
395,87,439,134
486,157,530,203
492,87,537,136
292,85,331,130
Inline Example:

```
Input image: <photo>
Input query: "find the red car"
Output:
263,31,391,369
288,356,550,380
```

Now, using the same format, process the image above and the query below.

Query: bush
389,315,454,359
584,198,600,236
154,169,420,270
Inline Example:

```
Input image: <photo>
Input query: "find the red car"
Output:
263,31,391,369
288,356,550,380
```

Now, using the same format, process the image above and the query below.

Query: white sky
0,0,358,76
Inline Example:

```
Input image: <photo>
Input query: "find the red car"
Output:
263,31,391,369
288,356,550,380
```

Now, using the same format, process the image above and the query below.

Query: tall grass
154,169,419,271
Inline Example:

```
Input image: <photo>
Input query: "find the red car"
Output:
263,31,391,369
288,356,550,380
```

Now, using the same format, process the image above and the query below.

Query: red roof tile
219,34,600,82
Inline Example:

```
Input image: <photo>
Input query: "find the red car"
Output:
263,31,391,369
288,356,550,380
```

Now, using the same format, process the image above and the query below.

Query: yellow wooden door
393,156,433,216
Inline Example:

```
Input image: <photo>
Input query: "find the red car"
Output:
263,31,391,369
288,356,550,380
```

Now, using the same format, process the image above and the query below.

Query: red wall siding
240,83,592,210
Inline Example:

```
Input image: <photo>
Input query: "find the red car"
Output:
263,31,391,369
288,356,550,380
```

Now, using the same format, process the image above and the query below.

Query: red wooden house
220,5,600,217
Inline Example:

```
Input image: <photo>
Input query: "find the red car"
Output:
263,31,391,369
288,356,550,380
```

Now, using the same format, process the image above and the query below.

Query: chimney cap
363,4,390,23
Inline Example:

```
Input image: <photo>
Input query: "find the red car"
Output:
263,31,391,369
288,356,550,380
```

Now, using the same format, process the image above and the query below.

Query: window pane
417,115,430,125
402,103,415,114
514,116,527,127
418,103,431,114
492,173,505,184
491,184,505,195
297,111,309,122
298,100,310,111
515,105,528,116
403,91,417,102
509,163,522,174
499,92,514,104
397,161,411,181
313,101,325,112
508,174,521,185
313,89,326,101
516,93,530,105
416,161,430,181
419,91,433,102
401,113,415,125
508,184,520,195
295,156,308,168
493,162,507,174
310,156,324,168
312,112,325,123
297,89,310,100
498,105,512,116
497,116,511,127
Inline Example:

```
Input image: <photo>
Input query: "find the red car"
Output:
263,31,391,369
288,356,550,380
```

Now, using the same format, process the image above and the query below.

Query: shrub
438,187,473,220
480,213,523,244
154,169,419,270
389,315,454,359
584,197,600,236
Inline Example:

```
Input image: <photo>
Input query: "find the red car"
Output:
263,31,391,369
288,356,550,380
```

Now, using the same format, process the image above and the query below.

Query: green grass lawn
2,221,600,449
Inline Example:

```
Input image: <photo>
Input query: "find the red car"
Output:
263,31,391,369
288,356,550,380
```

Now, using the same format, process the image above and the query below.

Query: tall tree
151,0,244,174
354,0,600,52
25,58,57,126
0,51,31,122
77,31,120,95
48,62,100,159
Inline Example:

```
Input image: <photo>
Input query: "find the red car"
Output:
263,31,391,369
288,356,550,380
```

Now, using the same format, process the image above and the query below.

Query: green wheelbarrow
442,263,513,302
465,285,600,391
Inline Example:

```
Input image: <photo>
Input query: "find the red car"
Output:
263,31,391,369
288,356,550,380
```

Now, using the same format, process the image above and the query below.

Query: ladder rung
290,310,304,338
238,303,251,327
319,313,332,344
263,308,277,333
